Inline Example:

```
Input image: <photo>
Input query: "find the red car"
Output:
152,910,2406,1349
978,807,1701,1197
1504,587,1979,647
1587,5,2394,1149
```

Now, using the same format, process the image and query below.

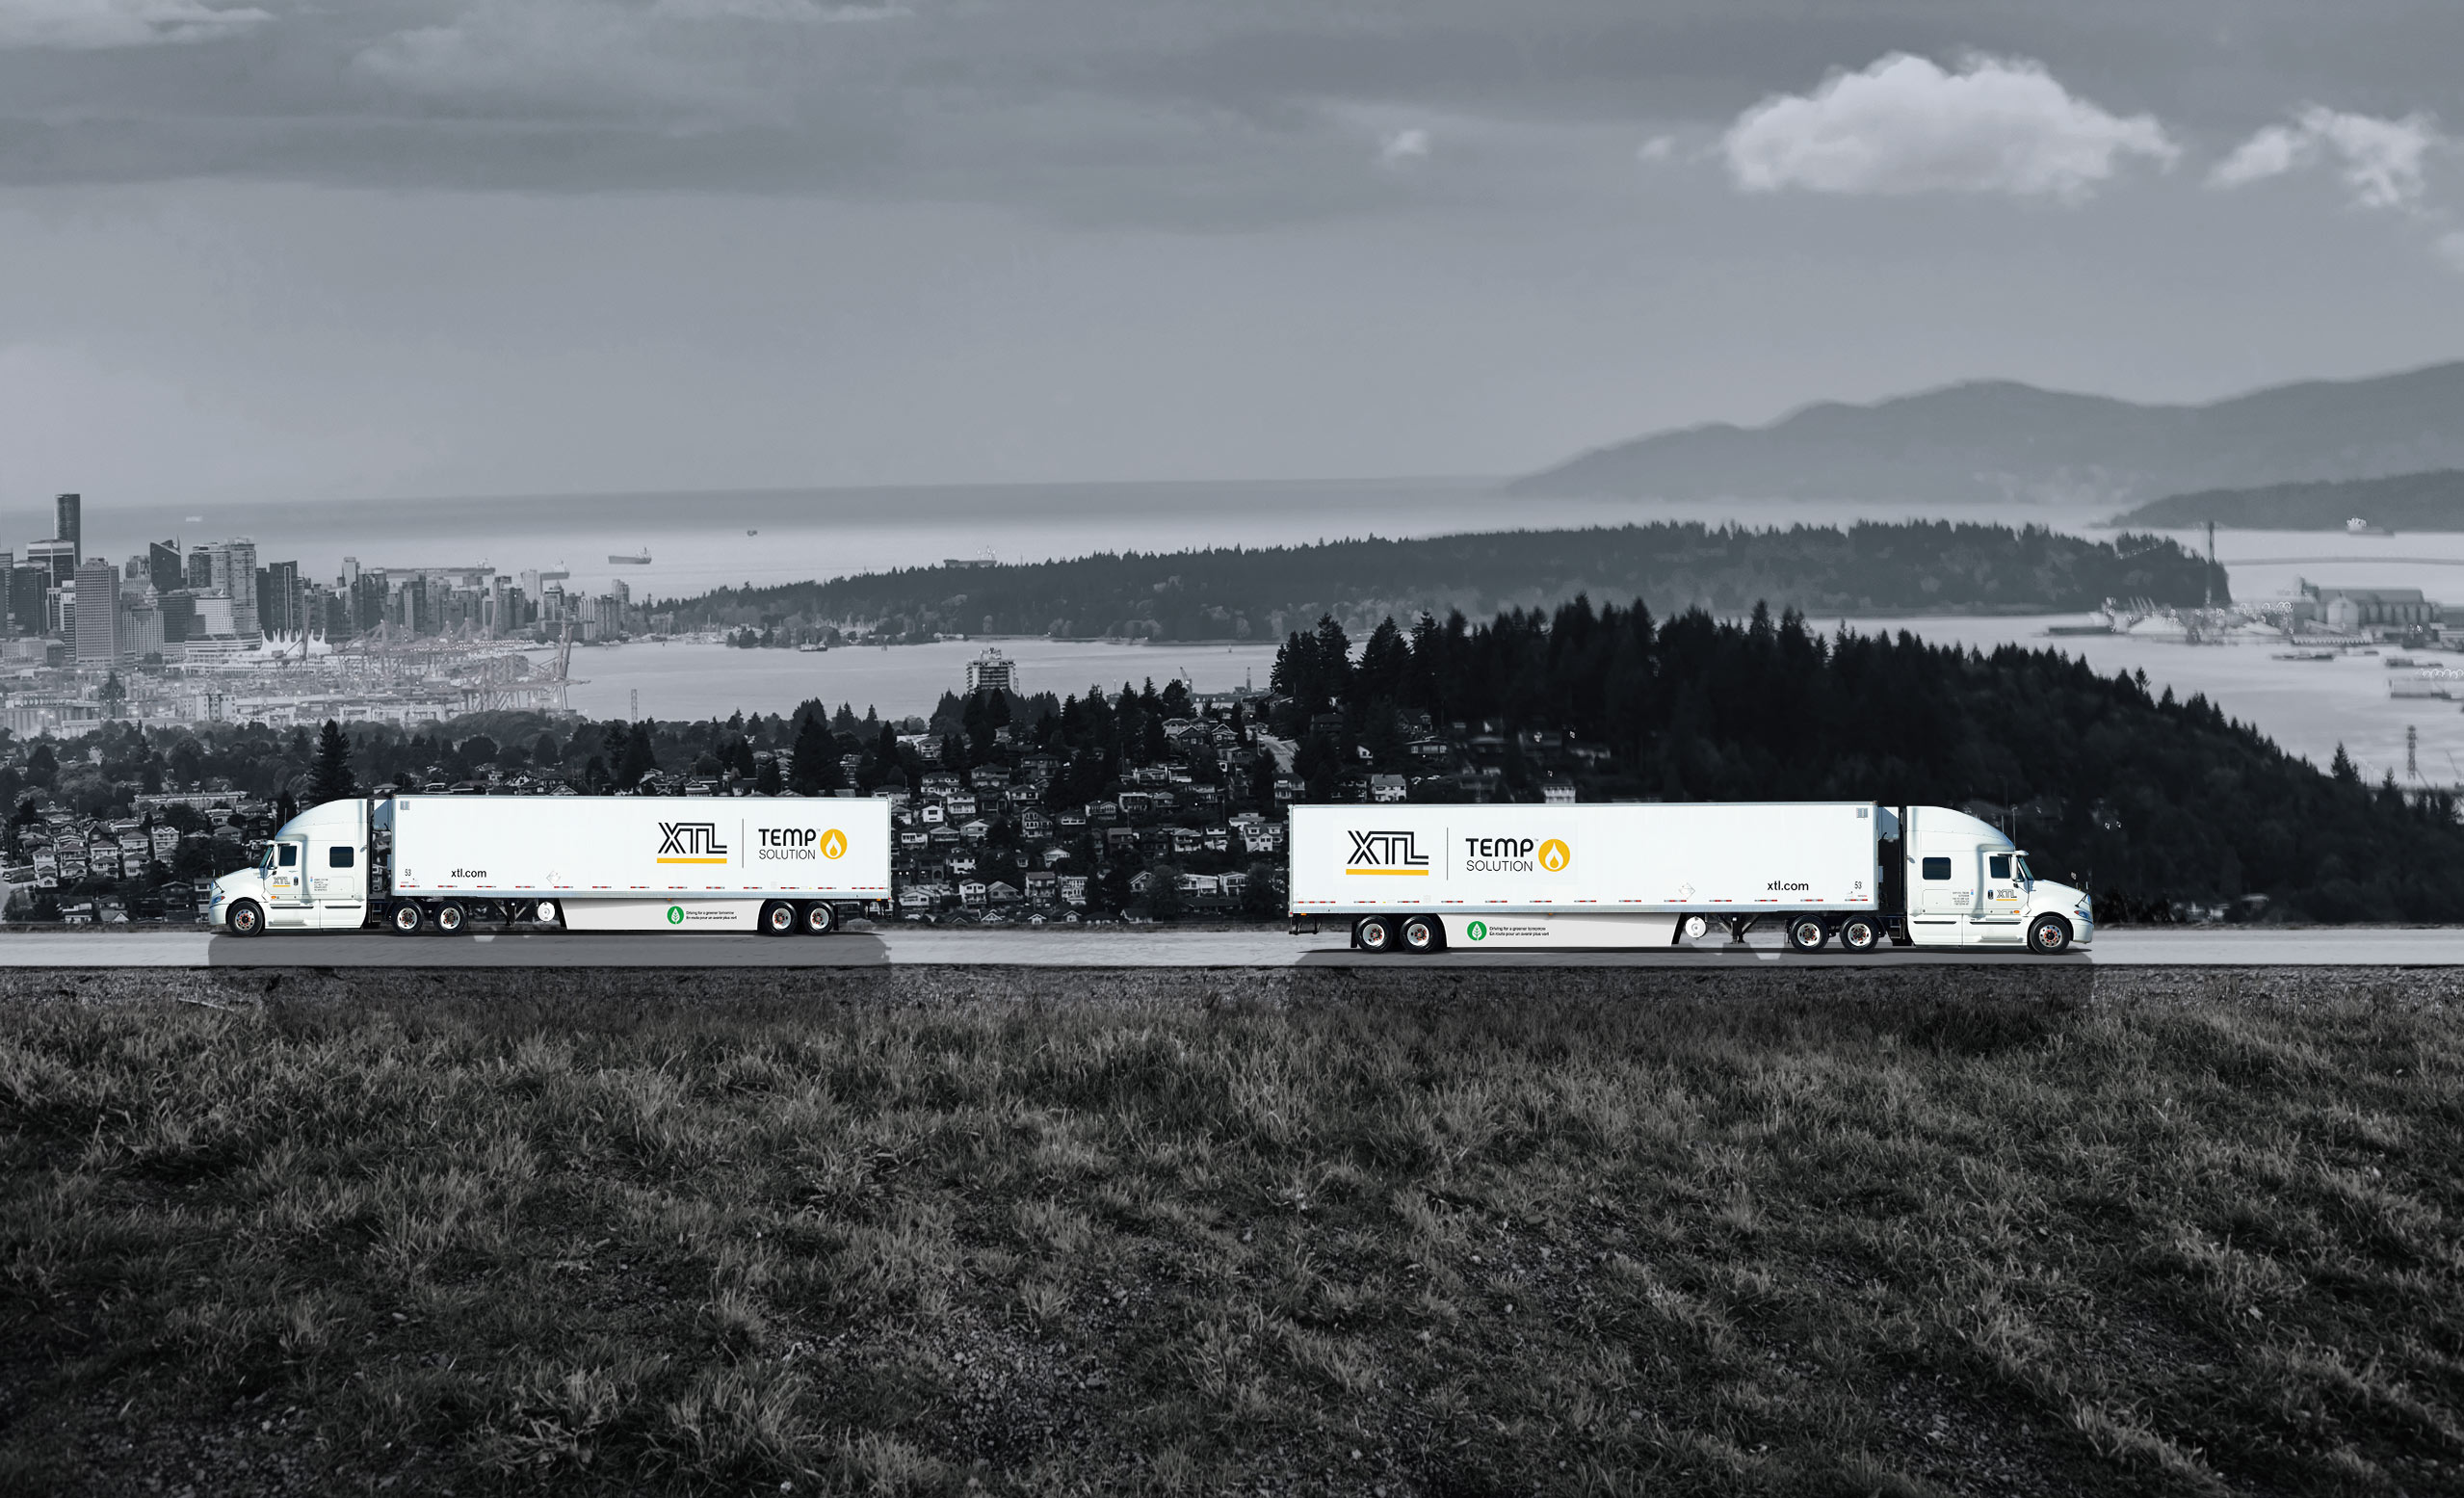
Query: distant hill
1512,361,2464,506
2112,470,2464,530
667,521,2224,643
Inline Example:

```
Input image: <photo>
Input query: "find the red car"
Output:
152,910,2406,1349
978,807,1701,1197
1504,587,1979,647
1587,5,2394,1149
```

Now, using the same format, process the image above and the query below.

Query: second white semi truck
209,793,892,936
1289,802,2091,955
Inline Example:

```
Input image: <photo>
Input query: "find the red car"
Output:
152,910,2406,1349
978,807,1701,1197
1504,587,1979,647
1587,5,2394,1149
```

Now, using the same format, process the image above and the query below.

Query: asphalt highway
2,928,2462,968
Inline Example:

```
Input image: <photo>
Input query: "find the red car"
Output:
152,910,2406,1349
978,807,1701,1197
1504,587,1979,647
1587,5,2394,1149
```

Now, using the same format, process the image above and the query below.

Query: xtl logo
1347,829,1430,875
658,822,730,862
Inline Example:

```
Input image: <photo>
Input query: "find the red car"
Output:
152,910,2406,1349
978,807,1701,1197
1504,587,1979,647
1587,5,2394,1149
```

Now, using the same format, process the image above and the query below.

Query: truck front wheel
1353,916,1395,953
225,899,264,937
2028,914,2074,955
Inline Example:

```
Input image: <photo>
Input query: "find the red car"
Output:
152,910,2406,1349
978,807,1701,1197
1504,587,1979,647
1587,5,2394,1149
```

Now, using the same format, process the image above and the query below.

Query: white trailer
208,793,891,937
1288,802,2092,955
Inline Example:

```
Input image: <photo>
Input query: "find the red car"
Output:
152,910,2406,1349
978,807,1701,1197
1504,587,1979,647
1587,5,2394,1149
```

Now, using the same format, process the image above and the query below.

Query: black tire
760,901,796,936
433,903,466,935
2029,914,2074,956
1786,915,1828,952
800,902,837,935
1838,916,1880,954
1400,914,1442,954
389,901,424,935
1354,916,1395,953
225,899,264,937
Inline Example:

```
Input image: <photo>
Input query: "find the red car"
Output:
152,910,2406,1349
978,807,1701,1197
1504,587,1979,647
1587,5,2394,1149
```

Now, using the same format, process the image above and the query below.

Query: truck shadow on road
201,933,897,967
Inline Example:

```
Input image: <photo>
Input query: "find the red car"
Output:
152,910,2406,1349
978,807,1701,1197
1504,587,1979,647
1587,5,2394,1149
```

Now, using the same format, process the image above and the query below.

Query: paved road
2,928,2461,968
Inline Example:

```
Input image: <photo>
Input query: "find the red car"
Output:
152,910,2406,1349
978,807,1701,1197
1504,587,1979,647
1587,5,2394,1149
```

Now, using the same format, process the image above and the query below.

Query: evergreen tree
790,710,841,794
307,720,359,804
756,754,783,796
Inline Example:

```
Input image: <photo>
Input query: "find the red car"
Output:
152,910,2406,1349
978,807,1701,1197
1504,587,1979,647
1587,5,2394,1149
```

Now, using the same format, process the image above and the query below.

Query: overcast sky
4,0,2464,505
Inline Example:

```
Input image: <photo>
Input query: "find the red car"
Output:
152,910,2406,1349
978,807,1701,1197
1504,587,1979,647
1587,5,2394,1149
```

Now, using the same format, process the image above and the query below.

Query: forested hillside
1268,599,2464,922
668,521,2223,643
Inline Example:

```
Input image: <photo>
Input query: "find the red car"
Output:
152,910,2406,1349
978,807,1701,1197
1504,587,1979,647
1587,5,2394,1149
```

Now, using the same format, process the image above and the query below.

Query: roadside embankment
3,964,2457,1495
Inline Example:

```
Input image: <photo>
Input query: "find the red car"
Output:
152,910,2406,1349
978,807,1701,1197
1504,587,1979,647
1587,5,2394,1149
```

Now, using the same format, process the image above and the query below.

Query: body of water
29,477,2464,781
546,637,1285,723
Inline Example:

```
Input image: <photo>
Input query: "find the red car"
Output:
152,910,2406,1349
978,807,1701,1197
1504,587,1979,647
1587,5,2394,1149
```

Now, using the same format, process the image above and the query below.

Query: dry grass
1,980,2460,1495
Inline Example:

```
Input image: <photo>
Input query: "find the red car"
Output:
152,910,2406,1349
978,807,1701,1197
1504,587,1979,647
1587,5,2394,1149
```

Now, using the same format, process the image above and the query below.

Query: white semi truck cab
210,793,892,937
1288,801,2092,955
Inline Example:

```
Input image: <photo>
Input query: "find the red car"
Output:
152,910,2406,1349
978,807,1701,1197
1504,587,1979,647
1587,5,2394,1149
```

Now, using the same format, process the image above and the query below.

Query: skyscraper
72,558,120,666
256,560,300,638
7,565,44,640
187,547,212,591
54,494,80,565
26,538,76,589
149,539,183,595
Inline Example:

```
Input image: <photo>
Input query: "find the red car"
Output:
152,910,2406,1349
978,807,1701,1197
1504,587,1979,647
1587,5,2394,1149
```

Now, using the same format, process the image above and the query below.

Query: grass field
2,977,2459,1495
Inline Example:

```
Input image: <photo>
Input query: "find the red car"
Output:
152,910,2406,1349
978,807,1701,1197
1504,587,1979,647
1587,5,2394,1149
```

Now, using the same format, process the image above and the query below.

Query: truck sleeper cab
1287,802,2091,957
209,794,891,937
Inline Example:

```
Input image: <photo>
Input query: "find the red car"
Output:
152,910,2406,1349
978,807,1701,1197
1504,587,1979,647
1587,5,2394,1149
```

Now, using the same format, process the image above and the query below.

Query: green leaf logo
1466,919,1486,941
667,905,684,925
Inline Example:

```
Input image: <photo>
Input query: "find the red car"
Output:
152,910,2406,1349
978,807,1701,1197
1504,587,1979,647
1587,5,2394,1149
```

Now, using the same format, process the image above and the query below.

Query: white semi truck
208,794,892,936
1288,802,2092,955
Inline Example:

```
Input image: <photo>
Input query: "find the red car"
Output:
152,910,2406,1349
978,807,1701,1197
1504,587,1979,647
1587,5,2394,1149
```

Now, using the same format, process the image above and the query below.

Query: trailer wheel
1785,916,1828,952
1353,916,1395,953
759,900,796,936
2028,914,2074,955
800,902,837,935
225,899,264,937
433,903,466,935
534,900,560,927
1400,915,1443,954
389,901,424,935
1839,916,1881,954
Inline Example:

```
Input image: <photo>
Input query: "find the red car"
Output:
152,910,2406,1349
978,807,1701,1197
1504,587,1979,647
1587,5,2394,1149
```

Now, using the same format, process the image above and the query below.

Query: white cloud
0,0,268,49
1377,127,1429,166
1636,134,1676,164
2209,107,2444,212
1721,52,2177,201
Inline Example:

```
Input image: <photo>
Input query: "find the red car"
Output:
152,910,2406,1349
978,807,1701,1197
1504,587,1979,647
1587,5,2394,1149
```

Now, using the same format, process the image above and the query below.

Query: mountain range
1511,361,2464,507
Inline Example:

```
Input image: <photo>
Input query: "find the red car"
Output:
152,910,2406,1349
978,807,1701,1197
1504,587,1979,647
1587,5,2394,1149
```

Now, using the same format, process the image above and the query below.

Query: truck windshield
2014,854,2034,886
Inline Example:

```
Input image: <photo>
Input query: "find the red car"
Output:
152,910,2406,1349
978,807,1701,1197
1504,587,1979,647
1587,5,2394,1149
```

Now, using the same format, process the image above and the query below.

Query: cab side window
1987,854,2011,880
277,845,298,867
328,847,355,869
1921,857,1953,880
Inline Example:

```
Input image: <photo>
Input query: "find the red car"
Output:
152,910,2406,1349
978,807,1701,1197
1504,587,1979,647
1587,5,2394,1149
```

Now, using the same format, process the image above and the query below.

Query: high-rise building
223,539,259,635
27,538,76,589
341,556,360,590
966,647,1016,696
148,540,183,595
53,494,80,564
158,591,197,644
187,547,212,590
256,560,300,638
4,565,41,639
124,554,145,581
72,558,121,666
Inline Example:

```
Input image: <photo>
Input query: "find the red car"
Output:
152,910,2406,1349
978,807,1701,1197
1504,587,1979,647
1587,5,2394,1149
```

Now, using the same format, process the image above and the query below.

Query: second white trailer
1288,802,2094,955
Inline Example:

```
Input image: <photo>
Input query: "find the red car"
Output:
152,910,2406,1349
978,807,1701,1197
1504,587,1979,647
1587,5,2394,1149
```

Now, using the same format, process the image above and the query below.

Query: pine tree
790,711,840,795
307,720,358,804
